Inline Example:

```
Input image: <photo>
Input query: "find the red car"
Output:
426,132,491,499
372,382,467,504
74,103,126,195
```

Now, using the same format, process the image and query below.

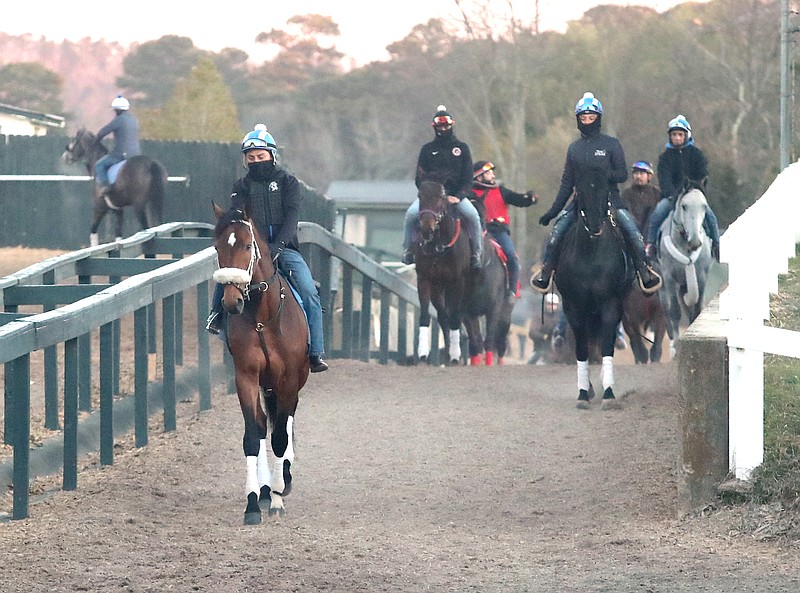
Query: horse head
574,168,611,236
62,128,105,168
417,178,448,243
672,186,708,252
212,203,276,314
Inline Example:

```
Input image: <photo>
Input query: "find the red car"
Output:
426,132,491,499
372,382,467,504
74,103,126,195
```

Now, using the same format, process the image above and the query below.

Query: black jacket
656,142,708,201
543,131,628,220
415,133,473,200
229,167,302,250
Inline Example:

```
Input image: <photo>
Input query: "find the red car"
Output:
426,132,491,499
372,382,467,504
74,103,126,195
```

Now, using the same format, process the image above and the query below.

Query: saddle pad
108,160,126,185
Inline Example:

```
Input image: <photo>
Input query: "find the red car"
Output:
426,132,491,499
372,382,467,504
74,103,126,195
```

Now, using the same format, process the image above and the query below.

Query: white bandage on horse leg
448,329,461,362
90,233,99,247
418,326,431,358
577,360,590,391
245,455,259,496
257,438,270,488
601,356,614,390
284,416,295,463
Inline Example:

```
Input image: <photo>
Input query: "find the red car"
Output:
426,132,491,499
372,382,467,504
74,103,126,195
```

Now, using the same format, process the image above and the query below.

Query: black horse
554,169,635,409
62,128,167,246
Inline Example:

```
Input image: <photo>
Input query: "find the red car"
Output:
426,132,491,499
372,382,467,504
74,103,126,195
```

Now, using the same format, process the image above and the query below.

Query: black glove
525,191,538,205
539,213,553,226
268,242,285,261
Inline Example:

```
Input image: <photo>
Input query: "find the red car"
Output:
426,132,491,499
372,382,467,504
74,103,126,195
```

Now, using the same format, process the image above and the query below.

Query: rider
95,95,141,195
530,92,661,295
620,161,660,233
645,115,720,261
470,160,539,300
205,124,329,373
402,105,483,269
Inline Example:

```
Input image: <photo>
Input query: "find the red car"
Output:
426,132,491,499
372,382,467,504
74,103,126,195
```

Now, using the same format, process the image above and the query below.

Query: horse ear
212,201,225,220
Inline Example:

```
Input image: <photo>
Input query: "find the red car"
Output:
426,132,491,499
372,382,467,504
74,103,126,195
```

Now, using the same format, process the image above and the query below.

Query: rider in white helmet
95,95,141,194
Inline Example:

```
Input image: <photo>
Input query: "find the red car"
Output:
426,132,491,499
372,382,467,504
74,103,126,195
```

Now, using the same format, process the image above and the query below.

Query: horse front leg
417,280,433,362
113,209,124,242
462,315,482,365
443,284,465,365
598,306,623,410
90,193,109,246
236,373,268,525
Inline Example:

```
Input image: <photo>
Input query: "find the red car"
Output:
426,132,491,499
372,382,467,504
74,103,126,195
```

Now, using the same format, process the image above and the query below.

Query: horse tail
149,161,166,224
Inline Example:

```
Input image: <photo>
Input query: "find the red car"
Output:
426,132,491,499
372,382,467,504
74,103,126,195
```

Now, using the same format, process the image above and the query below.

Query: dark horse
62,128,166,246
412,177,471,364
212,203,310,524
554,169,635,409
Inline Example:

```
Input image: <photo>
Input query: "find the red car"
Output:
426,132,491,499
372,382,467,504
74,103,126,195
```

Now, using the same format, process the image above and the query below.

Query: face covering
577,116,601,137
248,160,274,181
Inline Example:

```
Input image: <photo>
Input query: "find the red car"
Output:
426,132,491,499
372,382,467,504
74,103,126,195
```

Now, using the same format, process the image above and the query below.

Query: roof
0,102,65,129
326,180,416,209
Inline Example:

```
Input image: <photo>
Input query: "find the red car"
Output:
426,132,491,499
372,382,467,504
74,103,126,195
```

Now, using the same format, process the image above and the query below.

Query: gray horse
656,185,713,357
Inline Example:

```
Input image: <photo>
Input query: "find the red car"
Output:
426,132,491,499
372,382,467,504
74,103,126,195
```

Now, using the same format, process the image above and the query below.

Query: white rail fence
0,174,189,185
719,161,800,480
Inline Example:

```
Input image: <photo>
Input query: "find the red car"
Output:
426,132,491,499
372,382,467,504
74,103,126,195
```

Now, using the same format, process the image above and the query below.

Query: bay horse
212,203,310,524
412,177,472,364
62,128,166,246
656,184,712,358
554,169,634,409
622,286,666,364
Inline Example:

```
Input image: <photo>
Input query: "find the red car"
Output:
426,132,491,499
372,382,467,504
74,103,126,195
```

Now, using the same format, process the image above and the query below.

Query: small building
0,102,65,137
326,180,416,262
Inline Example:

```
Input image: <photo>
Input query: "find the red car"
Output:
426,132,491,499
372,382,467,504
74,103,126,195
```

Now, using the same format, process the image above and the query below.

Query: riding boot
703,210,721,262
530,213,570,293
205,283,225,335
309,354,329,373
402,249,415,265
617,209,662,295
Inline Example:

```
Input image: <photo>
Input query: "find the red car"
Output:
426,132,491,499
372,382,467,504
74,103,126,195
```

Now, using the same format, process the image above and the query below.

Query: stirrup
205,311,222,335
637,266,662,295
530,265,553,294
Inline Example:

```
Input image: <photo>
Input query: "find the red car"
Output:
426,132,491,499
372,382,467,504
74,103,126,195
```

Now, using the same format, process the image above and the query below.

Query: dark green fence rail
1,221,432,520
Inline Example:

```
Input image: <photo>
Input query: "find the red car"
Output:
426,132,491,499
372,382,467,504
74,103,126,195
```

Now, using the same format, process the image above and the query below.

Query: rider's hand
526,191,539,205
268,242,285,260
539,213,553,226
446,195,460,204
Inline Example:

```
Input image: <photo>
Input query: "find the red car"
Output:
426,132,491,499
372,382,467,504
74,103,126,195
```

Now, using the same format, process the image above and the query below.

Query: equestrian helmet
668,115,692,139
432,104,454,127
574,92,603,116
631,161,654,175
111,95,130,110
241,124,277,158
472,161,495,179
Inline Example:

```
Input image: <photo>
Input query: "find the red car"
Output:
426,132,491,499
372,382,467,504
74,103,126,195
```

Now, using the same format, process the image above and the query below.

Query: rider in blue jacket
205,124,328,373
95,95,141,193
645,115,720,261
530,92,661,295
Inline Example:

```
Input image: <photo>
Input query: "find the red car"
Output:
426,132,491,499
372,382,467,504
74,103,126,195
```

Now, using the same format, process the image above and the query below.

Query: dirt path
0,360,798,592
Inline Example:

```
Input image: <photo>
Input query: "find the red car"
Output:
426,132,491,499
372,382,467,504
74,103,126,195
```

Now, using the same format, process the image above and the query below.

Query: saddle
107,159,127,185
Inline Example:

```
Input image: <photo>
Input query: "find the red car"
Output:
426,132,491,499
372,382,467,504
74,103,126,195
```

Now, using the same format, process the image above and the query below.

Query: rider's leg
531,209,573,293
491,230,520,297
553,310,567,348
94,154,113,193
617,208,662,294
402,199,420,264
645,198,672,253
455,198,483,268
703,206,721,261
279,248,328,372
205,283,225,335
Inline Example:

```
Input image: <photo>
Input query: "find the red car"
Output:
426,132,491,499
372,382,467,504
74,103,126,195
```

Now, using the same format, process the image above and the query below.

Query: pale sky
3,1,702,66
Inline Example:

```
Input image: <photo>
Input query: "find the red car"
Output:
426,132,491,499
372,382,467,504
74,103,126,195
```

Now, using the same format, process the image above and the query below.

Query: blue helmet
632,161,654,175
668,115,692,139
241,124,277,158
575,92,603,116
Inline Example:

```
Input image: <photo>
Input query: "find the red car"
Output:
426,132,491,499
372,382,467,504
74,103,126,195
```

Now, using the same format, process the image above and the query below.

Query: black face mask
248,160,274,181
577,116,601,137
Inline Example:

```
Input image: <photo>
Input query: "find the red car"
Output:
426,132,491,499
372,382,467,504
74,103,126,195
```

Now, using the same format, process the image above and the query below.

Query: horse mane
214,207,250,236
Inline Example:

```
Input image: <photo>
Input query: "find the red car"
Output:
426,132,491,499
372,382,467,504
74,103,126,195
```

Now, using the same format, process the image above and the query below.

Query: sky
3,1,701,66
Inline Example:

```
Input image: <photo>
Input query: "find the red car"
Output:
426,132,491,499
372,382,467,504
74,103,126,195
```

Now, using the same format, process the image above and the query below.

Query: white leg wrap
669,339,676,359
257,438,270,488
601,356,614,390
245,455,259,496
90,233,99,247
448,329,461,362
418,326,431,358
577,360,590,391
285,416,295,464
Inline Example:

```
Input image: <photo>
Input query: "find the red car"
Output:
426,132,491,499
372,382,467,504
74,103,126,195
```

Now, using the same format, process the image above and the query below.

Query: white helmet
111,95,130,111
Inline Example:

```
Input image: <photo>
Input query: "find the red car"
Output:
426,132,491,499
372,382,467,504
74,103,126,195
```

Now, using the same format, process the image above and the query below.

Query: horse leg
264,394,297,517
624,317,648,364
417,281,433,362
463,316,482,365
237,376,267,525
136,205,150,232
114,208,125,241
90,194,109,246
650,314,666,363
443,286,463,365
571,321,594,409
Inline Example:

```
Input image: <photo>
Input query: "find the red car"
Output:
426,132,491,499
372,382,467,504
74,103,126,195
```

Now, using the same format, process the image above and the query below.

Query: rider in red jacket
470,161,538,301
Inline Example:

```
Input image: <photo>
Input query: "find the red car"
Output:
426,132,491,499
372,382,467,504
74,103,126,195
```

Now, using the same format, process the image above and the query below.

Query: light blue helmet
668,115,692,139
575,92,603,116
241,124,277,158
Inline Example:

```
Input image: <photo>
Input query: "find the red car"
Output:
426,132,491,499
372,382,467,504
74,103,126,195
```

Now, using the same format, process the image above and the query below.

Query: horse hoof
243,511,262,525
268,505,286,517
418,355,428,364
576,389,591,409
259,485,271,503
601,388,622,411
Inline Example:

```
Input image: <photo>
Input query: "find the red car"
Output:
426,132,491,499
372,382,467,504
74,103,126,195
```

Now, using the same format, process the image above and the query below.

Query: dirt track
1,360,798,592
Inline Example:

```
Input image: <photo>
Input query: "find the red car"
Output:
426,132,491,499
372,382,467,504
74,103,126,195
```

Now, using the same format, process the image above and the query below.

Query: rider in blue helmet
621,160,660,233
530,92,661,295
205,124,329,373
94,95,141,194
645,115,720,261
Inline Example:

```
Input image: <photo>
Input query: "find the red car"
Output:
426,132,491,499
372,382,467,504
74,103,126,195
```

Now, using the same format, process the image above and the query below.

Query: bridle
417,204,461,252
213,217,279,302
577,194,615,238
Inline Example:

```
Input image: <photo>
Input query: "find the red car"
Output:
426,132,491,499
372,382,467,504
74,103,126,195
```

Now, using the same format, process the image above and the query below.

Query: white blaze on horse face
418,326,431,358
227,231,237,247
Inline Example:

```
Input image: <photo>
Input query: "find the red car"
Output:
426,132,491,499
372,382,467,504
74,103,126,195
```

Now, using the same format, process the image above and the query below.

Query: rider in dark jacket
205,124,328,373
530,92,661,295
645,115,720,261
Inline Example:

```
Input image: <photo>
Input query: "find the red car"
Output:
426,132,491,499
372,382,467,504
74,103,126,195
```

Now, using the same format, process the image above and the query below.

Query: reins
417,208,462,252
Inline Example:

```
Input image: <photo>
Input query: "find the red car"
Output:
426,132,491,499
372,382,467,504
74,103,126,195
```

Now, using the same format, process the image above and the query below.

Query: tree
140,57,240,142
0,62,64,114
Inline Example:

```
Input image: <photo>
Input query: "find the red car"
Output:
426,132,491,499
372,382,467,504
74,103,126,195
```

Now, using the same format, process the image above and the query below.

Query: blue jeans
490,230,519,292
647,198,720,244
211,248,325,356
95,154,122,185
403,198,483,257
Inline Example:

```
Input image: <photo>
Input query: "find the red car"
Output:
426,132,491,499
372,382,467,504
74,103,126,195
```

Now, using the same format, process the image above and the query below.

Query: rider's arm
454,143,474,200
271,174,302,248
608,138,627,185
96,118,118,141
499,186,536,207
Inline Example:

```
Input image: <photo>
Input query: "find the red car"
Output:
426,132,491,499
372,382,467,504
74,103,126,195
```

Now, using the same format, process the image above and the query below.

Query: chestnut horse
212,203,310,524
